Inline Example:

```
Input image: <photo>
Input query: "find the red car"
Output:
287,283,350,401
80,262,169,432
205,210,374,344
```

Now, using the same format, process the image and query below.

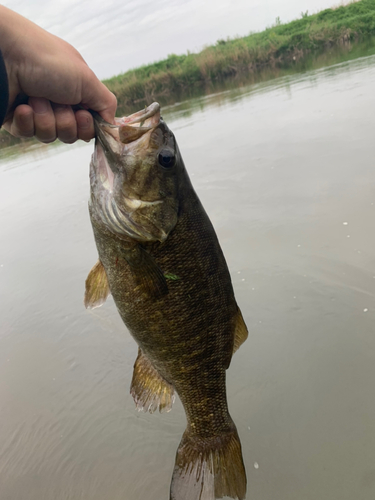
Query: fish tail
170,424,246,500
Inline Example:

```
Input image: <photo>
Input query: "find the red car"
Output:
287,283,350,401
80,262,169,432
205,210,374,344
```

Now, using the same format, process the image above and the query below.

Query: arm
0,6,116,143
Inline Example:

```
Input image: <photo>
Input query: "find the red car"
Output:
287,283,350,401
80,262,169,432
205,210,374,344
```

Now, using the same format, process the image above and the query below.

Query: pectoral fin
120,245,169,299
131,348,175,413
233,307,248,354
84,260,110,309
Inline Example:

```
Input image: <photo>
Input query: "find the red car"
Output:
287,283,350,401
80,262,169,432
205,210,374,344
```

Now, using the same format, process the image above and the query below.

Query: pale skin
0,6,117,143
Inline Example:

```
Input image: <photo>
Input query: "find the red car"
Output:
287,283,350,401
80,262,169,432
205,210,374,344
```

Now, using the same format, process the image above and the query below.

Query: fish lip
114,102,161,126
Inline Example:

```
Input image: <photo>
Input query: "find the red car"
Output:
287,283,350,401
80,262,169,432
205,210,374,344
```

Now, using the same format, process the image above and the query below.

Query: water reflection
1,50,375,500
122,36,375,115
162,49,375,124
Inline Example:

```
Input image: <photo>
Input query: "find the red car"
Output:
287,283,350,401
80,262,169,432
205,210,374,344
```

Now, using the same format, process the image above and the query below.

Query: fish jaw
92,141,115,193
114,102,161,127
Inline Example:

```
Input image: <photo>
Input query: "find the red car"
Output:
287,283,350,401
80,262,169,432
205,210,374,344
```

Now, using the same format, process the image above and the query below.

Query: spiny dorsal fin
131,348,175,413
233,307,248,354
84,260,110,309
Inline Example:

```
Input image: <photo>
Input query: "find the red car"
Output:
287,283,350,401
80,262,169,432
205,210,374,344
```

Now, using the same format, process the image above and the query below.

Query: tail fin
170,426,246,500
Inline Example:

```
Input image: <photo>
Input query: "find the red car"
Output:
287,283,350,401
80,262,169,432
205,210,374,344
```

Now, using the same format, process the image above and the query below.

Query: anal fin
233,307,248,354
84,260,110,309
131,348,175,413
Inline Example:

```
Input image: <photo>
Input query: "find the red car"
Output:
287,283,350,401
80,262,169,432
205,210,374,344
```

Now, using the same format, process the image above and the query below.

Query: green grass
104,0,375,111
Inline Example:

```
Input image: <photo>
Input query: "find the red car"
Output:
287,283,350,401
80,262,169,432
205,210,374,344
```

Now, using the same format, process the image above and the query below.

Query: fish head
90,103,181,242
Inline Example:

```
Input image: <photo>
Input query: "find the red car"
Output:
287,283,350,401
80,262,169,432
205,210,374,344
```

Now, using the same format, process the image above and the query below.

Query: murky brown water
1,53,375,500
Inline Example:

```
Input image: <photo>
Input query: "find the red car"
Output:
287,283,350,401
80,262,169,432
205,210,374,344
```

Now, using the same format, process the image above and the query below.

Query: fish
84,102,248,500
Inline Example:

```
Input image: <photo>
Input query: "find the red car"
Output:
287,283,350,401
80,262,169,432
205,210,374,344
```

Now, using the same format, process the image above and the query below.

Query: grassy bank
105,0,375,112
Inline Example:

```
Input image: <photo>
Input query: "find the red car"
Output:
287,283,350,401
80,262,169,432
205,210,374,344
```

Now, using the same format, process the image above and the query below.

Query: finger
5,104,34,138
29,97,56,143
81,69,117,124
76,109,95,142
53,104,77,144
95,88,117,124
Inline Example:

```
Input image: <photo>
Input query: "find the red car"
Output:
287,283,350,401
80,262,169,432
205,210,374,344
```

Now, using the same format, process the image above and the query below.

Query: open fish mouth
91,102,162,192
93,102,161,150
114,102,161,128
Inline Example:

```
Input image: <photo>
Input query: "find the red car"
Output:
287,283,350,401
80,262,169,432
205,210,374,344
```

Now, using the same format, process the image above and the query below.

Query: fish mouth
91,102,162,192
92,102,161,165
114,102,161,128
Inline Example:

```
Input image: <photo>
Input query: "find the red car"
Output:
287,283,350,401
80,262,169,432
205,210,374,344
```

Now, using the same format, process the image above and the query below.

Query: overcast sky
4,0,347,80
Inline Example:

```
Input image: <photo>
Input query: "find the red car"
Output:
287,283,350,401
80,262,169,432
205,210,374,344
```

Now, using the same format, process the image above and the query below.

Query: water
1,53,375,500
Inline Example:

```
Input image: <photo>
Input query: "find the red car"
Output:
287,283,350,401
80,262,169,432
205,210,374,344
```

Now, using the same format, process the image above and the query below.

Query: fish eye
158,149,176,169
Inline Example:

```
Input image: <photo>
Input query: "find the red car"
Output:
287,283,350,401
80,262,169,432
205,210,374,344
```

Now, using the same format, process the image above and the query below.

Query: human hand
0,6,117,143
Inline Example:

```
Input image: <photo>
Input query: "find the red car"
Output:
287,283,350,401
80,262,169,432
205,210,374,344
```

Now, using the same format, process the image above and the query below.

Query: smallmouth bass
85,103,248,500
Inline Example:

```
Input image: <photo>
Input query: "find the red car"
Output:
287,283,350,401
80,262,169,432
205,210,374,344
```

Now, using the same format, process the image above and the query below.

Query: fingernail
30,98,49,114
78,115,90,129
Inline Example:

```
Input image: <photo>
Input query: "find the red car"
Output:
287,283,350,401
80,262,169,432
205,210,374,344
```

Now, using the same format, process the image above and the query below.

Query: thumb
81,72,117,124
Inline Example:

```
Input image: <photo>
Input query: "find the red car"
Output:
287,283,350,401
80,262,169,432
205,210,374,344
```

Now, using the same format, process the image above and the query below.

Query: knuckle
12,125,34,138
40,137,57,144
58,121,75,134
20,130,34,138
110,92,117,106
35,124,56,143
58,131,77,144
78,129,93,142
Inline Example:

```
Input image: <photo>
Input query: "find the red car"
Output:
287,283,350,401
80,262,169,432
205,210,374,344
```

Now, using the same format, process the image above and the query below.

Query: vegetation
0,130,37,150
104,0,375,112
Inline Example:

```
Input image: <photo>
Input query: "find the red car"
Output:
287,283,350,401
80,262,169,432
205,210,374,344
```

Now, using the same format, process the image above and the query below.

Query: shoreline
105,0,375,113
